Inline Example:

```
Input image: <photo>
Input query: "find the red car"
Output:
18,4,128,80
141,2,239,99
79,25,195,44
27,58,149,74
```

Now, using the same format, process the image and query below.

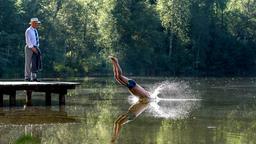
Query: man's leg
24,46,33,80
31,53,38,81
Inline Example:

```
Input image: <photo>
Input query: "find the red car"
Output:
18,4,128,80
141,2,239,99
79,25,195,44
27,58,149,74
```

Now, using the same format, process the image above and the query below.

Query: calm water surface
0,77,256,144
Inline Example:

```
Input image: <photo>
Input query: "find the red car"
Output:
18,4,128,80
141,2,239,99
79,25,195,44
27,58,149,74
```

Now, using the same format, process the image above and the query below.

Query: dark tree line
0,0,255,78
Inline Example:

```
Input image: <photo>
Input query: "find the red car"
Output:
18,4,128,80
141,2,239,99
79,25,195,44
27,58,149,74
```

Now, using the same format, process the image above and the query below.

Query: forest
0,0,255,78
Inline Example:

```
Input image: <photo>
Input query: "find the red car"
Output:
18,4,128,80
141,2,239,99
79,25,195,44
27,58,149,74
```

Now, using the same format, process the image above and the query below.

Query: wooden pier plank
26,90,32,106
0,81,78,90
45,92,51,106
59,89,67,105
9,91,16,106
0,93,3,107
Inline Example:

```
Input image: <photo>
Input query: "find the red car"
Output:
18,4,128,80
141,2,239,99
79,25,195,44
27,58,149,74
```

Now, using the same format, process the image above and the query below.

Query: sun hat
29,18,41,24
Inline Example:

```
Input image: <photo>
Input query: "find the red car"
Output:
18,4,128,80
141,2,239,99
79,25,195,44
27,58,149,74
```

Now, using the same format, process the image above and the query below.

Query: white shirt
25,26,39,48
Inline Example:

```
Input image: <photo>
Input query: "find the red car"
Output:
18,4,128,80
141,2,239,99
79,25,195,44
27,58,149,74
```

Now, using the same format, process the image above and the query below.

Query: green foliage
113,0,167,75
15,134,40,144
0,0,24,78
0,0,255,78
157,0,191,44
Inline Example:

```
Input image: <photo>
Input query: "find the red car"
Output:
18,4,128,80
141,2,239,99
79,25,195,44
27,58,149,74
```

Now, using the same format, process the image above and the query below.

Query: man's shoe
32,79,40,82
25,78,31,81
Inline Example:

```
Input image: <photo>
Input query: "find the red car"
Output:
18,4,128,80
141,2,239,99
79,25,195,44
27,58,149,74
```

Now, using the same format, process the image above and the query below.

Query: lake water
0,77,256,144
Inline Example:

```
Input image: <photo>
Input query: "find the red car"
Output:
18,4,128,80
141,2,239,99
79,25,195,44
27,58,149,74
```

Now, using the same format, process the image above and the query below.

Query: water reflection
112,80,201,143
0,106,78,144
1,77,256,144
111,99,149,143
0,106,77,125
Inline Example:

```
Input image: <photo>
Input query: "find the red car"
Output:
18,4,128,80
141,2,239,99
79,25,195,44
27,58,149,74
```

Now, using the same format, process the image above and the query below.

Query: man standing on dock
24,18,42,81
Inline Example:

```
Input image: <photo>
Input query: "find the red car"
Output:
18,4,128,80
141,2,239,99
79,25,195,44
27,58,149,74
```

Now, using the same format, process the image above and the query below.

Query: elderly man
24,18,42,81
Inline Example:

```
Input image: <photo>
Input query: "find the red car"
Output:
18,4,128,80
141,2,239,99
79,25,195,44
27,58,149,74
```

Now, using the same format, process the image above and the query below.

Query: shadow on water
0,106,79,144
0,106,77,125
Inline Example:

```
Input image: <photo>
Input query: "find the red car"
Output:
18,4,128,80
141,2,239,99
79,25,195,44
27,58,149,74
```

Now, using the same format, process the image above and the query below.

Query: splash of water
128,81,201,119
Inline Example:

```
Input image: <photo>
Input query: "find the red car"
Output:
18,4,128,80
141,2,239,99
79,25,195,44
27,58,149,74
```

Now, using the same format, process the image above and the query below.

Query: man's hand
110,137,116,144
32,47,38,54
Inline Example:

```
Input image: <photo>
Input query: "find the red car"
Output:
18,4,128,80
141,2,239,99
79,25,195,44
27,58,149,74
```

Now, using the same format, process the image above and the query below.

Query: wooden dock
0,81,79,107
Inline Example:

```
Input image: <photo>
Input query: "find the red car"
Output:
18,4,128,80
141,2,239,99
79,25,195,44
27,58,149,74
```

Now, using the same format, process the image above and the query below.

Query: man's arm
26,29,38,54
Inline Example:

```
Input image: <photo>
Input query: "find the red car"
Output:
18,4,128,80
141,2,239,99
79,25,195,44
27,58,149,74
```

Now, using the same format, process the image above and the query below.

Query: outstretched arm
111,113,129,144
109,56,129,86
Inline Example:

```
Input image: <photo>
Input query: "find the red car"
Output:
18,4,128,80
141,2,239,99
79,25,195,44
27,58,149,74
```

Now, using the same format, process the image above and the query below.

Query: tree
113,0,166,75
0,0,24,78
156,0,191,56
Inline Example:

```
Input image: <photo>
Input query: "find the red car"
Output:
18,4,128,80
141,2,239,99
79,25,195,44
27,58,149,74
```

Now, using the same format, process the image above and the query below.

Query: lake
0,77,256,144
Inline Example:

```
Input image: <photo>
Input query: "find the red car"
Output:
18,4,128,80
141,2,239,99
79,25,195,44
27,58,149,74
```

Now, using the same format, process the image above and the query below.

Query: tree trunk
169,28,173,57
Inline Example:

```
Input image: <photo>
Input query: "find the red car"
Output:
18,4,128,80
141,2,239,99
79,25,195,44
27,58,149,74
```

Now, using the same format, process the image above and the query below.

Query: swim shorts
127,79,136,89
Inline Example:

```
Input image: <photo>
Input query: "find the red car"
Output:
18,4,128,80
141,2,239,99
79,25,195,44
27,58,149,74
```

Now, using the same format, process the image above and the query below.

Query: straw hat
29,18,41,24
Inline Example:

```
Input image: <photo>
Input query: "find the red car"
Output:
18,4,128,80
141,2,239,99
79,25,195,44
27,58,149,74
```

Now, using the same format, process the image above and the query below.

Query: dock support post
9,91,16,106
45,92,51,106
26,90,32,106
59,90,67,105
0,93,3,107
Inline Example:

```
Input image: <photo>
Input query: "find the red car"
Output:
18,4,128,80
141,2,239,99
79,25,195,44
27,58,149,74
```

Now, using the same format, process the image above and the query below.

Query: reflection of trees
224,101,256,144
2,78,256,143
41,79,119,144
156,99,256,144
0,107,76,125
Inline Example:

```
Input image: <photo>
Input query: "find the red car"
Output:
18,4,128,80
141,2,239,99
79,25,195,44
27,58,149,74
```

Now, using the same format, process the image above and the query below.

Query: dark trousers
31,49,42,73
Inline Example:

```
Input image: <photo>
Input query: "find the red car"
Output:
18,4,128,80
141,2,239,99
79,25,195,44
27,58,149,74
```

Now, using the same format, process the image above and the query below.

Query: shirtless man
109,56,150,99
109,56,150,143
